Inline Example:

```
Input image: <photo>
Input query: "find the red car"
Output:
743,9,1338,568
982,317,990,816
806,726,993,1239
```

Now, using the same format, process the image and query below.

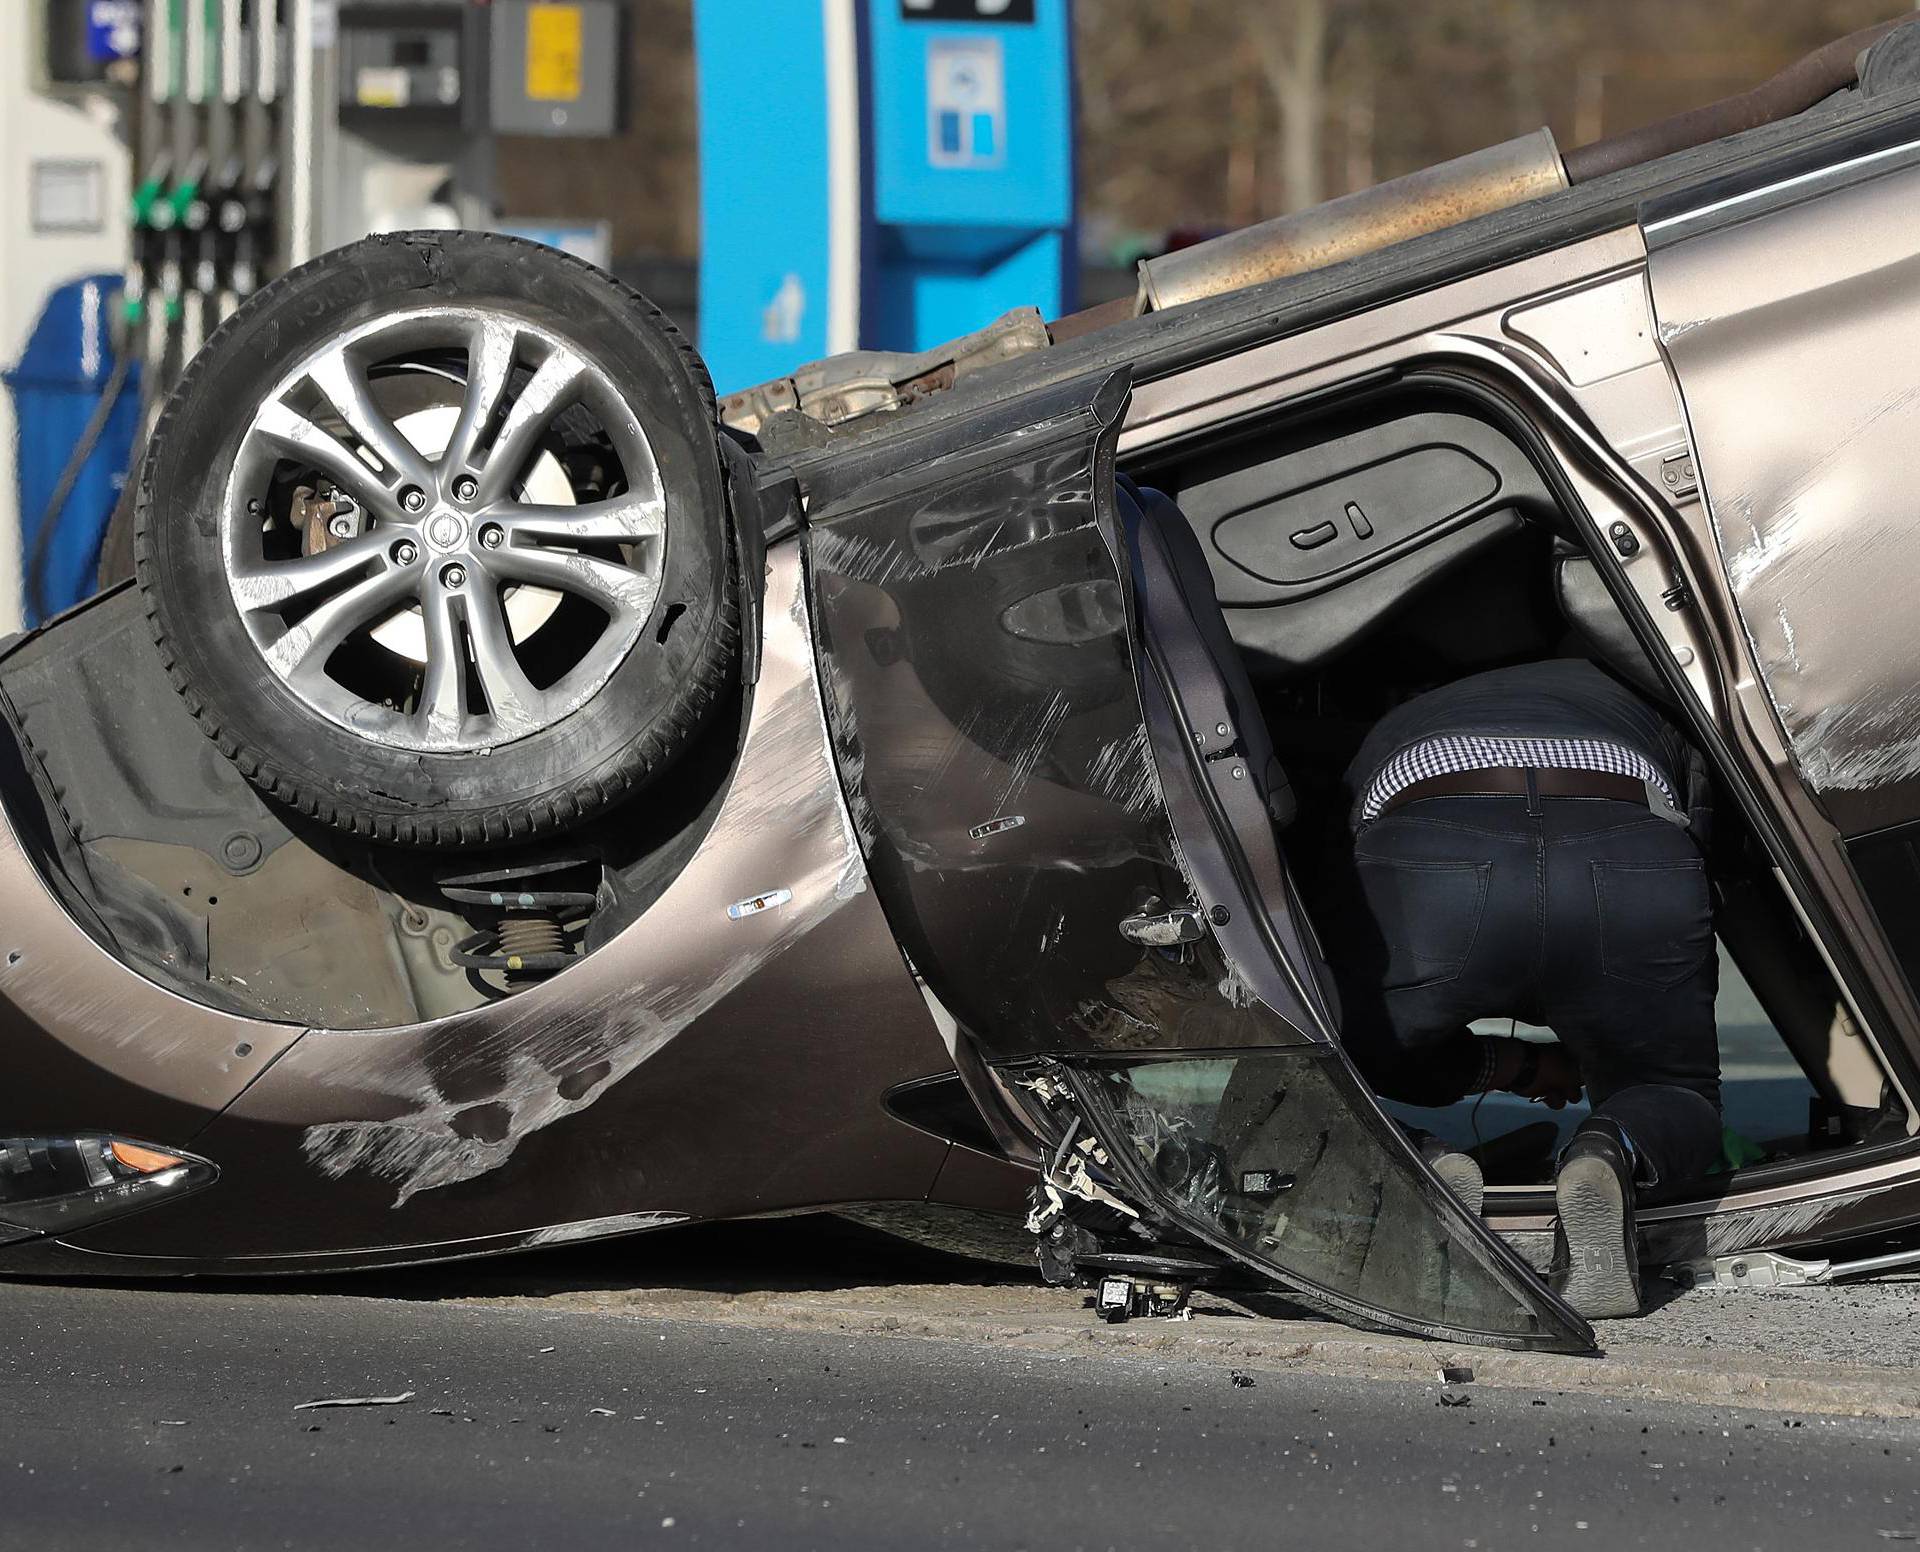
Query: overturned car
9,20,1920,1354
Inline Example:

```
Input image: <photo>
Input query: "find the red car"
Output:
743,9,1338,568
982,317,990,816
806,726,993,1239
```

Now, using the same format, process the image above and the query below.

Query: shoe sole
1430,1152,1485,1220
1555,1154,1641,1319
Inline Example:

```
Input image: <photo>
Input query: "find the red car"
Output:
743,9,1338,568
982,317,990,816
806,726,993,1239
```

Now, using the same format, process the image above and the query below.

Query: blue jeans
1342,792,1723,1188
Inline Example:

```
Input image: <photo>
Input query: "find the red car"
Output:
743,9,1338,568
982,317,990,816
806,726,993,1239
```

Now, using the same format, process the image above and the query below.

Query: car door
1647,156,1920,1043
800,365,1594,1352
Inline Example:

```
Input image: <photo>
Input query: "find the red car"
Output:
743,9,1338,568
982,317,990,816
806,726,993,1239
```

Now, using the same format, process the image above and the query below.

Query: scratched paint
298,549,873,1206
1649,162,1920,826
803,391,1255,1067
520,1210,689,1247
1699,1188,1879,1257
1086,725,1164,820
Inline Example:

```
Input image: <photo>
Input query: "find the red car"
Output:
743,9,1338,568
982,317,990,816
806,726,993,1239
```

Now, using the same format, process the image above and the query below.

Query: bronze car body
9,30,1920,1352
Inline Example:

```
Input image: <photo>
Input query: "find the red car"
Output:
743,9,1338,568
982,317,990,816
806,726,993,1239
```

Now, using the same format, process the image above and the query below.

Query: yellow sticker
525,4,584,104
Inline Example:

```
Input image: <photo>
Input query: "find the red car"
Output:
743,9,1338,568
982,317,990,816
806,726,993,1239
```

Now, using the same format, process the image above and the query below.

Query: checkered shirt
1358,735,1677,823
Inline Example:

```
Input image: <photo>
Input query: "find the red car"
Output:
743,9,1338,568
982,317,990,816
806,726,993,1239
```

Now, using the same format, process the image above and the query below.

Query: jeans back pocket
1591,858,1711,990
1355,857,1491,990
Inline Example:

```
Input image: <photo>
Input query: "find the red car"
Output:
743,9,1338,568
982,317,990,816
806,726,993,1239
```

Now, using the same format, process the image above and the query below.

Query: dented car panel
1649,154,1920,1021
806,372,1293,1063
806,368,1591,1349
1650,156,1920,837
4,545,999,1271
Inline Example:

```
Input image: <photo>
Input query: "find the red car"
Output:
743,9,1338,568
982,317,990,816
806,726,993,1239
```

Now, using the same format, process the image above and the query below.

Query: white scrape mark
1656,316,1713,346
1775,606,1802,674
995,690,1071,812
1216,968,1258,1009
1086,725,1163,819
1792,687,1920,791
1701,1190,1876,1256
521,1211,688,1247
300,563,869,1205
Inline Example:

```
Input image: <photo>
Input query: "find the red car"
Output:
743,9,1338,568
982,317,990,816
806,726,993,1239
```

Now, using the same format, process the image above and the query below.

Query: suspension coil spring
497,915,566,959
440,854,600,988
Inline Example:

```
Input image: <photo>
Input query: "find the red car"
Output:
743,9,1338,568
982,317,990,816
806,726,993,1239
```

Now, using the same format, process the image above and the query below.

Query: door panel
1649,159,1920,1028
804,367,1593,1351
1649,160,1920,841
806,371,1275,1065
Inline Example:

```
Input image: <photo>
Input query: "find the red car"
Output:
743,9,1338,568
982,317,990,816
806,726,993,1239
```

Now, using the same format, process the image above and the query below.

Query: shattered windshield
1076,1051,1586,1347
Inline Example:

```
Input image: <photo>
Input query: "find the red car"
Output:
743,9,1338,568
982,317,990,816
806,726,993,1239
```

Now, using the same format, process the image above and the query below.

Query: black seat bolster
1125,484,1296,830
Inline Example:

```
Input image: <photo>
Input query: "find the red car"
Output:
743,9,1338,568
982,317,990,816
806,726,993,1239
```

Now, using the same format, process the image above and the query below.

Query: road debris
1229,1371,1256,1388
293,1391,416,1411
1440,1364,1474,1385
1439,1391,1472,1408
589,1408,616,1416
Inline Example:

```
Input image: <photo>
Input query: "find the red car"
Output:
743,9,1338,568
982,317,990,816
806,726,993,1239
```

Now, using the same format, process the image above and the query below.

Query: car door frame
1110,218,1920,1272
797,362,1596,1351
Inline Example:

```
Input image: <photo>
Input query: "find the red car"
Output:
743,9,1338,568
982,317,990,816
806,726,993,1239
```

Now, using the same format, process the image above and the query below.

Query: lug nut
441,563,467,589
479,524,503,549
392,540,418,564
401,486,427,512
327,514,355,539
454,475,479,503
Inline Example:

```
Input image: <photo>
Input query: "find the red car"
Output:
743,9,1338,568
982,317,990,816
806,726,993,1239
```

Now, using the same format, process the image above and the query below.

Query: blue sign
694,0,1074,386
86,0,143,61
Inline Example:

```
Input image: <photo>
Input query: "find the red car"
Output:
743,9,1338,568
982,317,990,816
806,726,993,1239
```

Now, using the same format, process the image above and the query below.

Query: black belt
1378,766,1650,821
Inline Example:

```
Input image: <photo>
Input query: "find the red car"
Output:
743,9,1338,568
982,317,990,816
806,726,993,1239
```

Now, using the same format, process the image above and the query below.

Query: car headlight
0,1135,218,1240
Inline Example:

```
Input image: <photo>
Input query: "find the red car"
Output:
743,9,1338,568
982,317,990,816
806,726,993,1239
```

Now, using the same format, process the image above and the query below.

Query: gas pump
122,0,296,457
695,0,1076,393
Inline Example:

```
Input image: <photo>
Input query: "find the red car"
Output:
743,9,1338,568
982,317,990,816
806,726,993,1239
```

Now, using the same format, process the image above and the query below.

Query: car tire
135,230,736,848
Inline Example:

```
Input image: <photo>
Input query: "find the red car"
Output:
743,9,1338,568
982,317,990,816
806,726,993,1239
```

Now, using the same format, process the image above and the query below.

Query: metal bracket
1683,1242,1920,1290
1658,448,1699,500
1686,1249,1832,1289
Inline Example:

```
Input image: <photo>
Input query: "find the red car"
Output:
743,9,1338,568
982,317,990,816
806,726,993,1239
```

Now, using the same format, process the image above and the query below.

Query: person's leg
1343,798,1536,1108
1540,801,1721,1315
1542,803,1722,1186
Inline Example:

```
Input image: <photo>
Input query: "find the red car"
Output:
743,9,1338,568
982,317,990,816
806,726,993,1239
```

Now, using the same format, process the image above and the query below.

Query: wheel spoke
463,584,548,738
304,346,436,495
444,317,520,477
413,587,467,740
472,347,586,504
251,401,399,516
484,543,661,623
263,565,416,684
228,533,390,615
491,493,664,546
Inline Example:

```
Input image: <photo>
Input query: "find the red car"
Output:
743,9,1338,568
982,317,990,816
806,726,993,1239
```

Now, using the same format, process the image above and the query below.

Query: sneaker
1411,1130,1485,1219
1549,1122,1641,1319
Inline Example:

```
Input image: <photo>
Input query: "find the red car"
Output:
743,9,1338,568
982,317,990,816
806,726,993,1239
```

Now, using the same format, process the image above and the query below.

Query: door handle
1118,906,1206,947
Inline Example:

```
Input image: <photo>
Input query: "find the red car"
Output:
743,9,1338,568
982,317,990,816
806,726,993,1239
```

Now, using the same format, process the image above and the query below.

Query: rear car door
1648,157,1920,1050
798,367,1593,1351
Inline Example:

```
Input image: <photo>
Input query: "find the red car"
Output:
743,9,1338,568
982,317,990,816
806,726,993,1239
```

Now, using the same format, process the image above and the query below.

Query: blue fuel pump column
694,0,1075,395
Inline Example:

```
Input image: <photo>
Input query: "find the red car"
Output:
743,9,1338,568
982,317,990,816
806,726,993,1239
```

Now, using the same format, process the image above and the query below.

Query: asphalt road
5,1277,1919,1552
